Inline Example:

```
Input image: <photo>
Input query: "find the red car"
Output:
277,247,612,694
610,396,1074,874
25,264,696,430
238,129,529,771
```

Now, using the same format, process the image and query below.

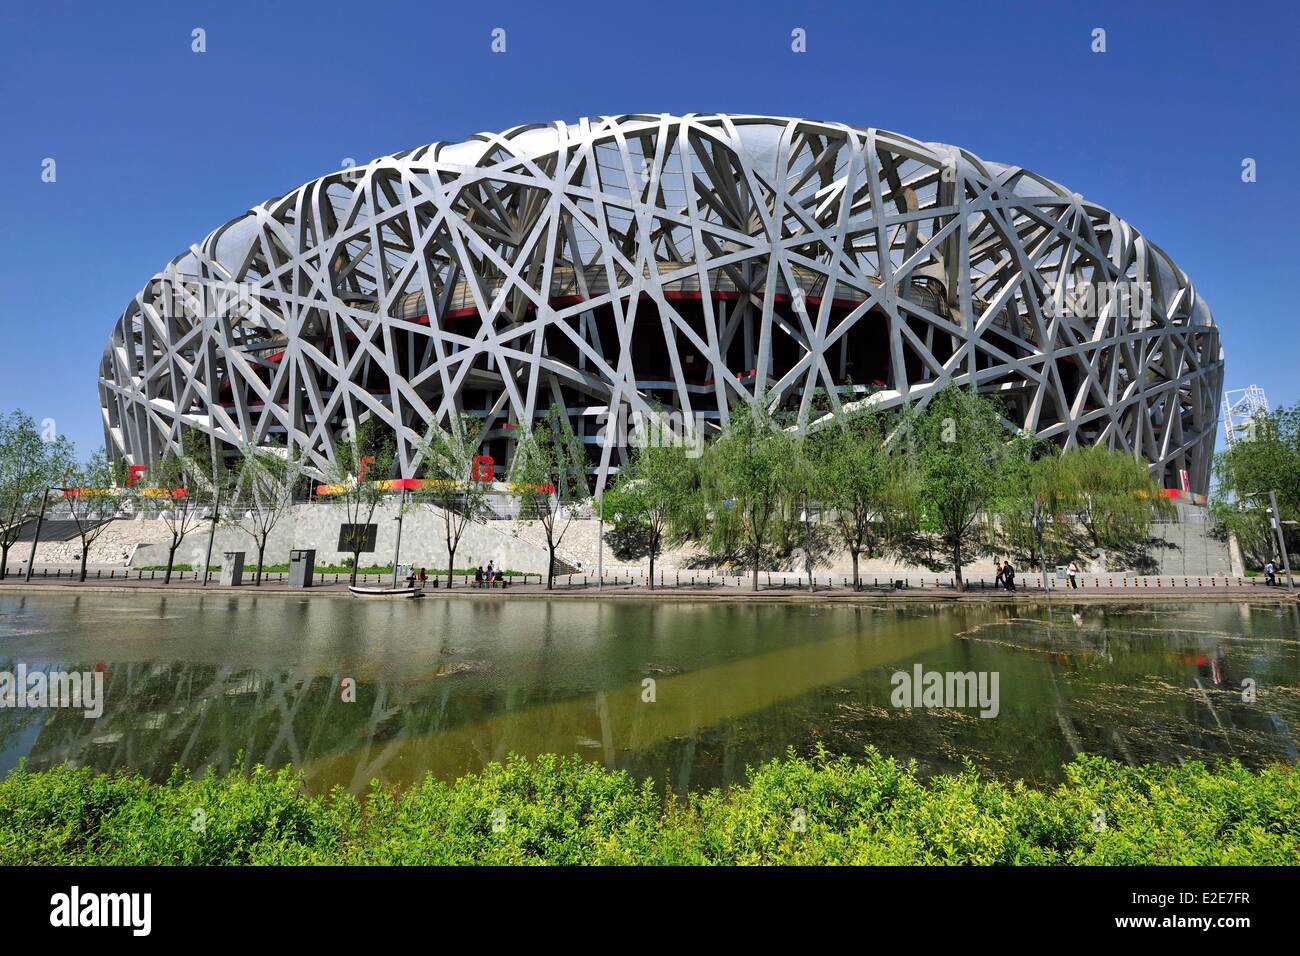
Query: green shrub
1,750,1295,865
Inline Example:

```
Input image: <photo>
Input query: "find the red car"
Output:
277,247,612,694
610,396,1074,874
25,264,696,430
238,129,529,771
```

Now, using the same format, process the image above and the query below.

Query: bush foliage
2,749,1295,865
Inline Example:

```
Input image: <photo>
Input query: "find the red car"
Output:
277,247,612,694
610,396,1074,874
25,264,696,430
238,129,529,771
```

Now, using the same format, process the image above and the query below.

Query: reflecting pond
1,592,1298,793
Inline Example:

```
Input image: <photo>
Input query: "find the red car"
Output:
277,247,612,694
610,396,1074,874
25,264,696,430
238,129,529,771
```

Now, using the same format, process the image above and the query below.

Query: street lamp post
201,482,221,587
596,492,604,590
1033,496,1049,598
802,494,815,593
390,488,407,590
23,487,52,582
1267,489,1294,592
1241,490,1294,593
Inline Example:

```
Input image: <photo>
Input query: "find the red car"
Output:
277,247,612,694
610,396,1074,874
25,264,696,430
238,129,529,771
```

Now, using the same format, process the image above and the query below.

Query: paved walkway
2,573,1295,604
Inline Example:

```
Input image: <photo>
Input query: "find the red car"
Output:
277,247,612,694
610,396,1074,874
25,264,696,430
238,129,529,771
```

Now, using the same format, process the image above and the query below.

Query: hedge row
1,749,1296,865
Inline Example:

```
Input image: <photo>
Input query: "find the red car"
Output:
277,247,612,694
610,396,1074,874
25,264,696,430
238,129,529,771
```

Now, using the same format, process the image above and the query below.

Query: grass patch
2,749,1296,865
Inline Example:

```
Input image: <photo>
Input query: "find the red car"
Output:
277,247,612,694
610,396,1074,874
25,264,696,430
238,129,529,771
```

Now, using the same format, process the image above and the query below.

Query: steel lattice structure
99,113,1223,494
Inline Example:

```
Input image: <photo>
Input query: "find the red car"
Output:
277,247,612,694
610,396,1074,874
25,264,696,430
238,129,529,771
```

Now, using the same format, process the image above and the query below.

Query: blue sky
2,0,1296,457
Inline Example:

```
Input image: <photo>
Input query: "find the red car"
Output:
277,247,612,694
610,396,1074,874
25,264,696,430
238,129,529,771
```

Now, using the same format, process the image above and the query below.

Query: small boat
347,585,423,598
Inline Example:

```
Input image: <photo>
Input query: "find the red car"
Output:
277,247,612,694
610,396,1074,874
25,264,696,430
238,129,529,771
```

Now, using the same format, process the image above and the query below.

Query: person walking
474,566,484,588
1002,560,1016,592
994,559,1005,590
1067,560,1079,590
1264,559,1276,586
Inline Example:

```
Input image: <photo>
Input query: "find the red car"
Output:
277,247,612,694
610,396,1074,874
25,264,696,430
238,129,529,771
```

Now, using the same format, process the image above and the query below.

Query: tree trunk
546,548,555,590
0,544,9,580
165,543,178,584
79,546,89,582
752,563,759,592
952,540,963,590
255,541,266,586
851,547,860,591
446,542,456,589
350,549,360,586
648,548,656,590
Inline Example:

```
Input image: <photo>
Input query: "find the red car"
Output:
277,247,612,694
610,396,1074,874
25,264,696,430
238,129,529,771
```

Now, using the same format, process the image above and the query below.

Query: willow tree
0,410,75,579
911,385,1011,588
322,420,396,585
510,404,588,590
223,444,305,585
700,405,795,591
413,413,494,588
1210,404,1300,567
1054,444,1170,562
809,406,918,590
985,435,1080,572
146,431,215,584
603,438,696,589
64,449,124,582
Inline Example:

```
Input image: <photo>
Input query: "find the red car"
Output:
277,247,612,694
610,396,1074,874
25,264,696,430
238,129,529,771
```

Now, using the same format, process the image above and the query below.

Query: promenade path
2,567,1295,603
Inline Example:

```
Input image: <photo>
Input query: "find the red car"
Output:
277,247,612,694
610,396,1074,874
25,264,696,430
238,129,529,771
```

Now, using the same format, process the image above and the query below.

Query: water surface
1,592,1297,793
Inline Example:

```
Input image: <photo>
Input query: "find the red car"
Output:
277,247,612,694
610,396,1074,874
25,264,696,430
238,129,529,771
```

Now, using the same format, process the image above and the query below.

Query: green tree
809,406,918,590
986,435,1068,572
0,410,75,578
602,439,696,589
700,405,795,591
64,449,125,582
223,444,304,585
911,385,1010,588
322,420,396,586
413,414,494,588
1054,444,1171,564
510,404,589,590
145,430,216,584
1210,404,1300,568
781,436,838,591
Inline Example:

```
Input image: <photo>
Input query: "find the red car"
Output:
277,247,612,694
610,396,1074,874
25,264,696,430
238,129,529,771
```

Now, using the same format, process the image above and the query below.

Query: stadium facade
98,113,1224,495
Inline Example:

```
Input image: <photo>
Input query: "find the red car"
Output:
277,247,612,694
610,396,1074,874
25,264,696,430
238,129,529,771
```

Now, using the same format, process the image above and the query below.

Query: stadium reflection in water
1,594,1297,794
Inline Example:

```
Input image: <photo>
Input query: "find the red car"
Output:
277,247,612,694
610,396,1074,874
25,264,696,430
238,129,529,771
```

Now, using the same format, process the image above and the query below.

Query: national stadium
98,113,1224,495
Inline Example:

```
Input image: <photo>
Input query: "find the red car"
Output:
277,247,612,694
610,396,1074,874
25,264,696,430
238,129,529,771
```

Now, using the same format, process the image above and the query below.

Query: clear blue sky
2,0,1296,458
